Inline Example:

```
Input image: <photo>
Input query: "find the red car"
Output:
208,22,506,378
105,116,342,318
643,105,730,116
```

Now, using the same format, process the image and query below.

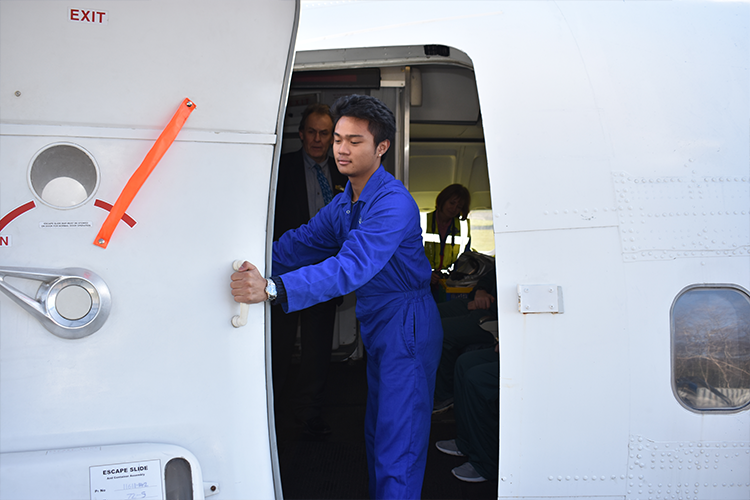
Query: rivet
98,238,105,244
14,91,21,97
186,101,194,107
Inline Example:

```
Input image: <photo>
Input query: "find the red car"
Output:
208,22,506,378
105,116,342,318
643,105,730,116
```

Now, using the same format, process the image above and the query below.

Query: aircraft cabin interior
278,45,494,358
271,45,500,498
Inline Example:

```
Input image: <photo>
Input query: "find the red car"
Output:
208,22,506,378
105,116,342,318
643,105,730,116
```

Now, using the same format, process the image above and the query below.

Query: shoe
435,439,465,457
300,416,332,436
451,462,487,483
432,398,454,414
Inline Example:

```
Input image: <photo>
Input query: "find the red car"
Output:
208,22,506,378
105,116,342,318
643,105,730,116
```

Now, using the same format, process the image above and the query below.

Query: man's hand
230,261,268,304
467,289,495,311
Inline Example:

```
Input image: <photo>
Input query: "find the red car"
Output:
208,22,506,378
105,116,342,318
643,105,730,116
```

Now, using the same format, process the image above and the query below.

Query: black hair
298,103,333,132
330,95,396,160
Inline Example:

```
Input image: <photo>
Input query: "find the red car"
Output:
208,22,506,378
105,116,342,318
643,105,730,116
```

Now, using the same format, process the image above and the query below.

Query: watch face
266,279,277,299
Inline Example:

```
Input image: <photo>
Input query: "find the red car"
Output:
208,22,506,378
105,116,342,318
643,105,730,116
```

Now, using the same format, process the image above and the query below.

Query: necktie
314,164,333,205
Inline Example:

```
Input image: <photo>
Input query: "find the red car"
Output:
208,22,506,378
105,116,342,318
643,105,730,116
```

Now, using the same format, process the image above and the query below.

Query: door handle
0,266,111,339
231,260,249,328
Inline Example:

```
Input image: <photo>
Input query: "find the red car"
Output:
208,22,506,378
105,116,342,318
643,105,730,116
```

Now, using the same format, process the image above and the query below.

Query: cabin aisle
275,356,499,499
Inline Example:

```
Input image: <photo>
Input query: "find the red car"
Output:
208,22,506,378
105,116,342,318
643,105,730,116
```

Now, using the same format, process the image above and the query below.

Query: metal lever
0,266,111,339
231,260,249,328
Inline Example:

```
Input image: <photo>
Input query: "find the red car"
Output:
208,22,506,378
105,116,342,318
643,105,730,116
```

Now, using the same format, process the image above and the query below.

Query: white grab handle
231,260,249,328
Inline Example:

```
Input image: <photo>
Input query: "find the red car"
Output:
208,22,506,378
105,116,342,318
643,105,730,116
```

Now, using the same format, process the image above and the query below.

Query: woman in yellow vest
422,184,471,285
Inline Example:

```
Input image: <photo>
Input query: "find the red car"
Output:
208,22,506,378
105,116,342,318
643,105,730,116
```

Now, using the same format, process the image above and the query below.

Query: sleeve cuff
269,275,287,305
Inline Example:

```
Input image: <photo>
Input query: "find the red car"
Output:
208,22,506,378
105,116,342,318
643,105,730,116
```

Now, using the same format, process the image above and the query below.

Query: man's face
299,112,334,163
333,116,389,180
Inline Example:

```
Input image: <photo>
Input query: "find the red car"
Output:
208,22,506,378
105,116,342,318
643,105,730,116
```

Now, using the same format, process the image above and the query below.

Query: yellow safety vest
421,211,470,271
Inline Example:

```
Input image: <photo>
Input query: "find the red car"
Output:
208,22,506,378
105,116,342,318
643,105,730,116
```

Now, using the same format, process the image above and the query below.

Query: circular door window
28,143,99,209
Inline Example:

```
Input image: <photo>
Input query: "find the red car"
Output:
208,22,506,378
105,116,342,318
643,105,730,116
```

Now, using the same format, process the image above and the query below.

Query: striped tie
314,164,333,205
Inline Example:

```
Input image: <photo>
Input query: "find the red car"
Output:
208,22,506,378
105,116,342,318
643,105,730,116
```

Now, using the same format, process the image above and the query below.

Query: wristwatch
265,278,278,302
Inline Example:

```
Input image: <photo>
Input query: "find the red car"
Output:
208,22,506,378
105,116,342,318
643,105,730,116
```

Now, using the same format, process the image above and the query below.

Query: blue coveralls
273,166,443,499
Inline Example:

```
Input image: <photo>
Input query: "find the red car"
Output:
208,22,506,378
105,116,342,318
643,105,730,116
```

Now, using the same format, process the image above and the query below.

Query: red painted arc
0,200,136,233
94,200,137,227
0,201,36,232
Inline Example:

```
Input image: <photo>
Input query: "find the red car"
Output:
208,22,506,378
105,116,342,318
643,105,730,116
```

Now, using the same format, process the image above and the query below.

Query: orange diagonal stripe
94,98,196,248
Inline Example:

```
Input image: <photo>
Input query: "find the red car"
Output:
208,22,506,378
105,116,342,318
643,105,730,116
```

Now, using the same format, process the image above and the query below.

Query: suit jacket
274,149,348,241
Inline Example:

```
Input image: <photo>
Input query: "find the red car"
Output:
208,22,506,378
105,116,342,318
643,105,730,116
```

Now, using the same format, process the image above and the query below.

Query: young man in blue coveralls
231,94,443,499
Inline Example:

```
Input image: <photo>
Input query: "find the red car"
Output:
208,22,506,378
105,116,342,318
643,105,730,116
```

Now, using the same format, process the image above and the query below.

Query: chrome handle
0,266,111,339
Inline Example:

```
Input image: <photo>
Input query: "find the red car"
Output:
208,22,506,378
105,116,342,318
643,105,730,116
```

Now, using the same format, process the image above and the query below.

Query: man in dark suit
272,103,347,436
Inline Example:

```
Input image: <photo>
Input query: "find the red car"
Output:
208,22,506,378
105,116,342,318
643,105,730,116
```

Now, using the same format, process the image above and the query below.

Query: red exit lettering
0,235,10,247
69,9,108,25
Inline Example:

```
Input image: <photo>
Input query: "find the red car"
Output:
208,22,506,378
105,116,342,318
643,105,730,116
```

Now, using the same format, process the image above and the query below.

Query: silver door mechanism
0,267,111,339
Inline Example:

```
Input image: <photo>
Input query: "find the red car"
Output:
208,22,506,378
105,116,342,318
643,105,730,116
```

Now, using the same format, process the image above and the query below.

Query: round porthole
28,143,99,209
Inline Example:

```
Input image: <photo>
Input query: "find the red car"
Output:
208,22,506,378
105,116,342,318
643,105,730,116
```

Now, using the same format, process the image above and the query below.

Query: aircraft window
671,285,750,412
468,210,495,255
28,143,99,209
